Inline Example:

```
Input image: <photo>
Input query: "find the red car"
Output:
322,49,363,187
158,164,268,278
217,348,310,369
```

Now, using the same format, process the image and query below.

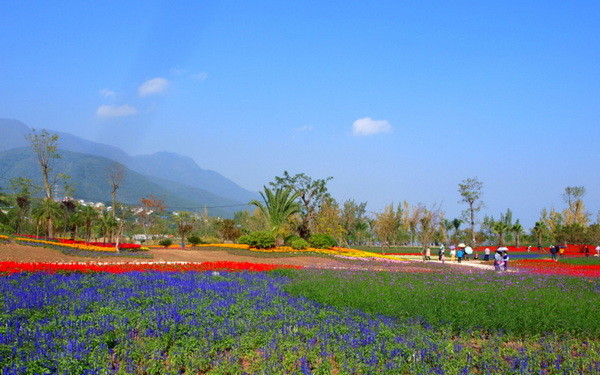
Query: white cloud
190,72,208,81
99,88,116,98
138,77,170,97
96,104,138,117
295,125,313,132
352,117,392,136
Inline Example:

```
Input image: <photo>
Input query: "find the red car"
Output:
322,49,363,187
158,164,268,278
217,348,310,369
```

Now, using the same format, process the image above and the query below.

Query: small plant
158,239,173,247
238,231,276,249
308,233,336,249
187,236,203,245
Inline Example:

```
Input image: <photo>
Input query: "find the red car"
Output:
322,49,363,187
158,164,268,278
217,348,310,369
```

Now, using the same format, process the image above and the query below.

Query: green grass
280,268,600,338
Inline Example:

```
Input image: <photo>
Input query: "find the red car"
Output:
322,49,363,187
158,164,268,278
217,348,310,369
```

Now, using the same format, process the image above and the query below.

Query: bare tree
458,177,484,247
106,162,125,218
26,129,60,200
562,186,588,226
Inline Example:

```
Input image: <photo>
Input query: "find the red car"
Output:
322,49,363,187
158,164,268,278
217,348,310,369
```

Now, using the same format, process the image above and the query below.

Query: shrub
187,236,203,245
201,236,222,244
0,223,13,235
238,231,276,249
309,233,337,249
289,238,309,250
158,239,173,247
284,234,302,245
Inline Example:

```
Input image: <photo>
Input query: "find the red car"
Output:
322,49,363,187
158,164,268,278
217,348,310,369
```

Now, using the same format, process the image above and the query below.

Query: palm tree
31,198,62,238
512,220,524,247
77,205,99,242
249,187,301,237
451,218,462,243
97,211,118,243
492,220,510,246
532,221,546,250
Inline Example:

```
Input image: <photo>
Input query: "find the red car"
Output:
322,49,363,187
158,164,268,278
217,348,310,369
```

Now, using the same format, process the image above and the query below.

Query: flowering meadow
1,261,599,374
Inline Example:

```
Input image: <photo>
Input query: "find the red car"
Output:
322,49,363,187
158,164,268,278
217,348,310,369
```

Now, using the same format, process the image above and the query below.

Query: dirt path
0,243,367,268
0,242,497,273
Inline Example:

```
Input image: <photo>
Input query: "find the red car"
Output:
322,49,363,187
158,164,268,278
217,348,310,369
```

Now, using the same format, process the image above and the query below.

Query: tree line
0,130,598,249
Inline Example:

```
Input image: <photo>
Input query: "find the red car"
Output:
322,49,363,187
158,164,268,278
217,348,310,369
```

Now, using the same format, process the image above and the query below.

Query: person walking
438,245,445,261
502,250,509,271
456,247,464,263
450,246,456,262
484,247,491,261
494,249,503,271
424,247,431,261
550,245,558,261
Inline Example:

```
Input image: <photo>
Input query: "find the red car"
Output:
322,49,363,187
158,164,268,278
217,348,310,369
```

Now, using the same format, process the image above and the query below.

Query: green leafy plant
187,236,203,245
158,238,173,247
308,233,336,249
289,238,309,250
238,231,276,249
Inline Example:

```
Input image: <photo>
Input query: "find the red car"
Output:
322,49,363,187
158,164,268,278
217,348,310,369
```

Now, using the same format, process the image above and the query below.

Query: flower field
1,261,599,374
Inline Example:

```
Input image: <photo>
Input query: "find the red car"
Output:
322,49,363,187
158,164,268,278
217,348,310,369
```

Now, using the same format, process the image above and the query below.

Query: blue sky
1,1,599,228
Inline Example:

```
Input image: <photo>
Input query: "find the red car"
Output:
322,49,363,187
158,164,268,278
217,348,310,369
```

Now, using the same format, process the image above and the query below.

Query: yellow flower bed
0,234,10,240
194,243,251,250
15,237,119,252
193,243,407,260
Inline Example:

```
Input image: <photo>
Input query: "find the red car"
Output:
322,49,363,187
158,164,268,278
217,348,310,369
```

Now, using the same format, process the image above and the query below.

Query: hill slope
0,148,245,217
0,118,258,204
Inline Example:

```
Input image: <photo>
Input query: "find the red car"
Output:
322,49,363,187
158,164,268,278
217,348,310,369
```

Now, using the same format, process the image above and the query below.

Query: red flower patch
0,261,302,274
512,259,600,277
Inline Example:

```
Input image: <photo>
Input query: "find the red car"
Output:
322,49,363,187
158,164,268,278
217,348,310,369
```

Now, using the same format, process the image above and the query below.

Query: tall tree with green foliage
270,171,332,238
249,186,301,238
340,199,368,246
76,205,99,242
512,220,524,246
532,221,547,249
458,177,484,247
31,198,62,238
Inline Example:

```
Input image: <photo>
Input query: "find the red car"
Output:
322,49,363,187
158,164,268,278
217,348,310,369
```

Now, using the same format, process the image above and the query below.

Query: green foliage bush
158,239,173,247
289,238,309,250
308,233,336,249
201,236,222,244
238,231,276,249
0,223,13,234
187,236,203,245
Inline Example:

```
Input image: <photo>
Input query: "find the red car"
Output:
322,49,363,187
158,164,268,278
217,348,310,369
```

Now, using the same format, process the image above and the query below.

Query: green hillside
0,148,244,217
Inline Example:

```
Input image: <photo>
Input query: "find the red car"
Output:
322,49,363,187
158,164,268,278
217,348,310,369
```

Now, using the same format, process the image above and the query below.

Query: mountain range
0,118,258,217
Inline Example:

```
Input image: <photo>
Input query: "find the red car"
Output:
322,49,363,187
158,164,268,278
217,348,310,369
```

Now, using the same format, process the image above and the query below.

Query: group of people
423,243,474,263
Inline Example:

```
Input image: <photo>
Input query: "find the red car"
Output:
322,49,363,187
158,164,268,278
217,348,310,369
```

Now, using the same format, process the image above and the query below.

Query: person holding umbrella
456,243,465,263
494,247,507,271
450,245,456,262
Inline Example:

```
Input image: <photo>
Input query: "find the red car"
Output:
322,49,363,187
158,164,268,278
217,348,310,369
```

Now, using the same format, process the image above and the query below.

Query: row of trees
0,130,598,249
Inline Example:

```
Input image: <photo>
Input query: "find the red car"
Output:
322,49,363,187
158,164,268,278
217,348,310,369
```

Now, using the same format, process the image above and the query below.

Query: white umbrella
465,246,473,254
